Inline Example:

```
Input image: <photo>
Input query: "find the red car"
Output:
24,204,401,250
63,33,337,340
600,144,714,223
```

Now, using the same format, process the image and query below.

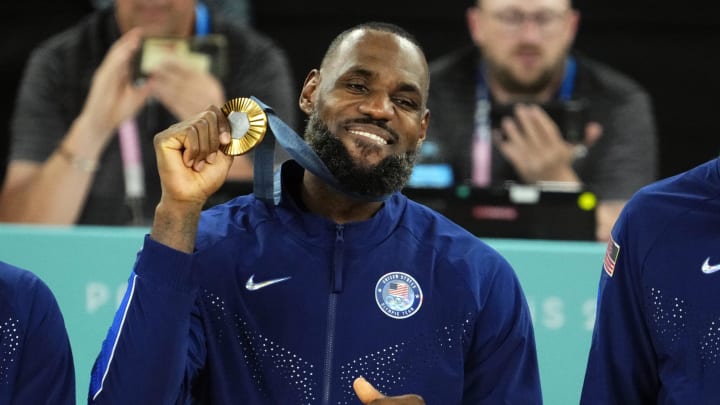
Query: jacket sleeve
580,210,659,404
89,235,206,404
11,273,76,404
464,253,543,404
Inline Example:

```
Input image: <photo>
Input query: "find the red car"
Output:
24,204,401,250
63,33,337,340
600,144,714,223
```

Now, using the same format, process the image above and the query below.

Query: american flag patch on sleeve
603,236,620,277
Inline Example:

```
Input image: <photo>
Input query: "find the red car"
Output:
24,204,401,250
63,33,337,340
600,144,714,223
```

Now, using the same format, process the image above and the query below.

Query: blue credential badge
375,272,423,319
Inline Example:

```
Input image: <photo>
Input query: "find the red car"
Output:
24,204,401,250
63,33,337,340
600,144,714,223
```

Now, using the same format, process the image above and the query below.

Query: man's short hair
321,22,425,69
473,0,575,9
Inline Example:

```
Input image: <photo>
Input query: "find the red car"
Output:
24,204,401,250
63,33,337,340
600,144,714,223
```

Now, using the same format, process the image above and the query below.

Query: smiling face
299,28,430,196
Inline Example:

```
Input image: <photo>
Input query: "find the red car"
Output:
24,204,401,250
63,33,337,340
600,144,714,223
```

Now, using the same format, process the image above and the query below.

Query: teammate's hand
353,377,425,405
153,105,234,208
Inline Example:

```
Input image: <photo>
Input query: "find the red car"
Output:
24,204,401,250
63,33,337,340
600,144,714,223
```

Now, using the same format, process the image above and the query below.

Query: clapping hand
494,103,602,184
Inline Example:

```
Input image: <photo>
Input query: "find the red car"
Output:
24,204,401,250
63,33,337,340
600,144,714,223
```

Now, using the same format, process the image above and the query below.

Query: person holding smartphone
426,0,658,241
0,0,296,226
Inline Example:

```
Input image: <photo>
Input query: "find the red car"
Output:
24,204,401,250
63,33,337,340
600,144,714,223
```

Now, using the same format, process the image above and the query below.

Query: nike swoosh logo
702,258,720,274
245,274,292,291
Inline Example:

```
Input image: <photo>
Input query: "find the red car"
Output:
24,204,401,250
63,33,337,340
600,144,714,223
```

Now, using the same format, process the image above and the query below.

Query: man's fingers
205,107,221,156
182,124,200,168
104,27,143,71
353,376,426,405
584,122,603,147
154,107,232,174
353,377,385,404
208,105,232,145
499,116,525,148
183,110,233,170
517,104,558,147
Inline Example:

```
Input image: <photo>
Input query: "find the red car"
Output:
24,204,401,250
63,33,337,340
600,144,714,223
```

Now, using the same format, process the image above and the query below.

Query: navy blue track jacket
583,158,720,403
0,261,75,404
90,161,541,404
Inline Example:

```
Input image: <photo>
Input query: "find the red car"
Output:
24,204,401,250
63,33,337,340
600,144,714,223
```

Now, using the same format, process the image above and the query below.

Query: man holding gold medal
90,23,541,404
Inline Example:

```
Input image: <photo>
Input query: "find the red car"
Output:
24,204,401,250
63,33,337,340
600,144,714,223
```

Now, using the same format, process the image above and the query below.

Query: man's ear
299,69,320,115
466,6,485,46
417,109,430,147
567,10,580,42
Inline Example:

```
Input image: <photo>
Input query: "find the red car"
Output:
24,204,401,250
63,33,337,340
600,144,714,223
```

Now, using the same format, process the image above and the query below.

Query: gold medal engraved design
220,98,268,156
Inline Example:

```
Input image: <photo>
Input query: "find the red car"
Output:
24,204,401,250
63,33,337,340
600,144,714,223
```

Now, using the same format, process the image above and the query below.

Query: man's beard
485,50,562,96
303,111,417,197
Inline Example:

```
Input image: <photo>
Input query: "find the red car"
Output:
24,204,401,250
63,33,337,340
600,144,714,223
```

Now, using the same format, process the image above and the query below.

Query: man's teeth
349,130,388,145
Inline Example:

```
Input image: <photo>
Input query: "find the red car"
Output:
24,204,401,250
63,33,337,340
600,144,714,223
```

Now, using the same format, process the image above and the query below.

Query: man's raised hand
153,105,234,208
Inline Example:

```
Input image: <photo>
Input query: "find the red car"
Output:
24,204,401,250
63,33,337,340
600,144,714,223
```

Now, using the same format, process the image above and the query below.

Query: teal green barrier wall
0,224,605,404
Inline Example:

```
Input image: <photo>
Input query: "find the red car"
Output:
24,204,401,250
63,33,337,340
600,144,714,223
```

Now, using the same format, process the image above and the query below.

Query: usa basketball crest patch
375,272,423,319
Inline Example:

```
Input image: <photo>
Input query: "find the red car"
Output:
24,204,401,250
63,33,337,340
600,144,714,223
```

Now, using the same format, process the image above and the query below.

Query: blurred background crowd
1,0,717,237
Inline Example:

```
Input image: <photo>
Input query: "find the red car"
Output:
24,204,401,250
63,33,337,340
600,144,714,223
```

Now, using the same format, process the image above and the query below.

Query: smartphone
132,34,229,82
490,99,590,143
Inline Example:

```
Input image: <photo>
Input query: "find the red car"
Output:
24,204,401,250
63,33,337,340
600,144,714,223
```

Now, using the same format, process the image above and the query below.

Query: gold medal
220,97,268,156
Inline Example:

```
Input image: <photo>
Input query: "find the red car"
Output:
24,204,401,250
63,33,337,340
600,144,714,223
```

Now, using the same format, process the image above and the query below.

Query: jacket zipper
322,224,344,404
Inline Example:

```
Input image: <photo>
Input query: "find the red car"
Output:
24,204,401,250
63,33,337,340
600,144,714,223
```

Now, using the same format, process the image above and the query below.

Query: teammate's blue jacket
582,158,720,403
90,161,541,404
0,260,75,404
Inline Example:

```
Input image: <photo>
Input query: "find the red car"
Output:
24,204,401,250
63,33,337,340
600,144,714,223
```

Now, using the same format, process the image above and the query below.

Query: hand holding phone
492,103,588,184
491,99,590,144
133,34,228,82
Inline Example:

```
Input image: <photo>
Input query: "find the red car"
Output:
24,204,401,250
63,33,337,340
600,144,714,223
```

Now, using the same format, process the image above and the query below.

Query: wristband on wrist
57,145,99,173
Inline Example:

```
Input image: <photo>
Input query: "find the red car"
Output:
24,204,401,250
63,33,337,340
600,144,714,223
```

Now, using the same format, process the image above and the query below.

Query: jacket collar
272,161,407,248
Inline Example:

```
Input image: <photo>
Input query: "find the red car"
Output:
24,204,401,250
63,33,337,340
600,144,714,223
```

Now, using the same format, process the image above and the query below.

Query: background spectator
426,0,657,242
0,0,296,225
